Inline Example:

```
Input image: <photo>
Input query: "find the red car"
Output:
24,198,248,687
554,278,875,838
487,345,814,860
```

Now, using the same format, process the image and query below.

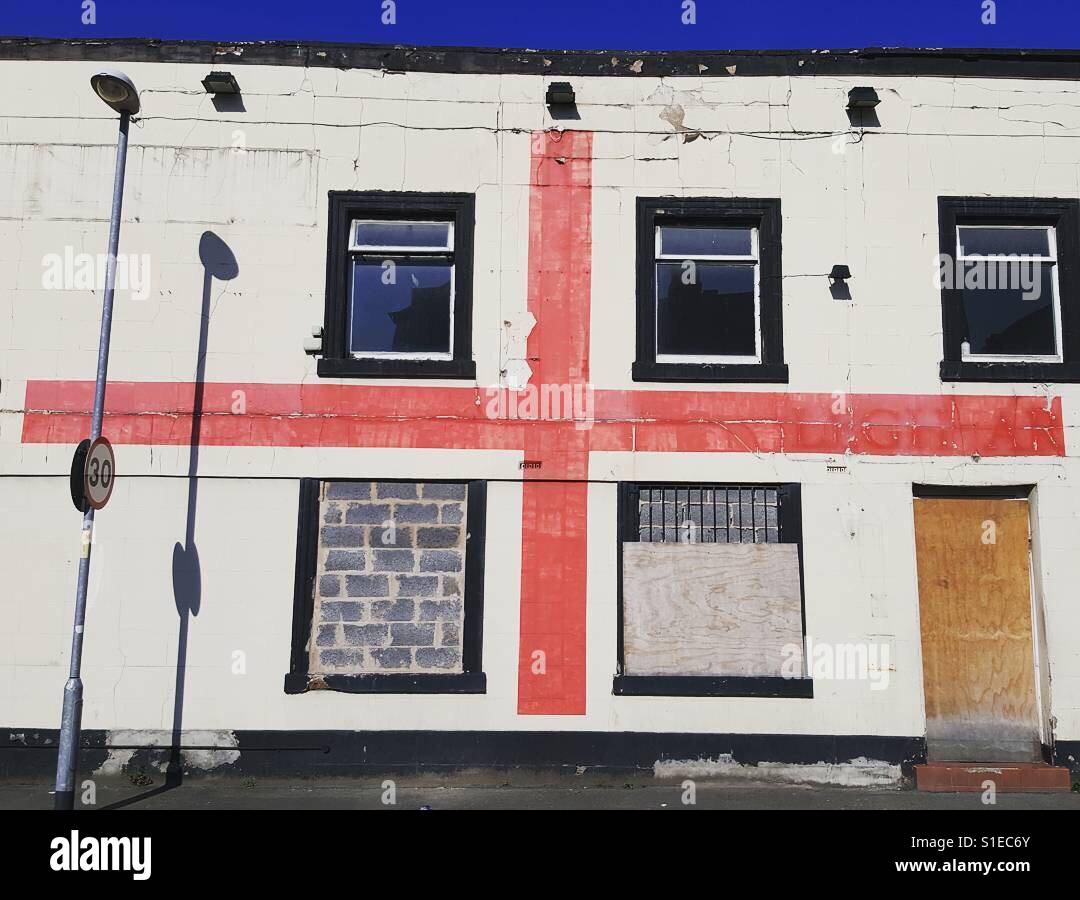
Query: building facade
2,39,1080,778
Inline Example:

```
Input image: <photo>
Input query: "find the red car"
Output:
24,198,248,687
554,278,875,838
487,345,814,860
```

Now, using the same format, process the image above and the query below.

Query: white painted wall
2,58,1080,741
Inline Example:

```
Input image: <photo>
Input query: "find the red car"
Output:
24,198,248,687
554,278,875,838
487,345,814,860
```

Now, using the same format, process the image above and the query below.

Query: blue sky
4,1,1079,50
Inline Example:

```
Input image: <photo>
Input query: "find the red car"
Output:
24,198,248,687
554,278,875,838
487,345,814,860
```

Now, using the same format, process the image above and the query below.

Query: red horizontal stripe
22,381,1065,458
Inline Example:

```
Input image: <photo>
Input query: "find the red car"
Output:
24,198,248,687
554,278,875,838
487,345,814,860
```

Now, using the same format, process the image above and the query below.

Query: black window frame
613,481,811,698
633,197,789,383
319,191,478,379
938,196,1080,383
285,478,487,694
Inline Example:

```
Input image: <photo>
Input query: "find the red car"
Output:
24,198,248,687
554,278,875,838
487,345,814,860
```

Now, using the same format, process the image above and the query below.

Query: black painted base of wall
1,728,939,779
7,730,1078,780
1055,741,1080,774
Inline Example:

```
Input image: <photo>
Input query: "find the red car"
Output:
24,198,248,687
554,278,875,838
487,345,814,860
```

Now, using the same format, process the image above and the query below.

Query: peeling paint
96,749,136,776
654,755,903,787
95,730,241,775
500,311,538,389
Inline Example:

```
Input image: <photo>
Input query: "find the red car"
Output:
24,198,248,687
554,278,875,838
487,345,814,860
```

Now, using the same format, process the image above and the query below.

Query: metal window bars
636,484,780,544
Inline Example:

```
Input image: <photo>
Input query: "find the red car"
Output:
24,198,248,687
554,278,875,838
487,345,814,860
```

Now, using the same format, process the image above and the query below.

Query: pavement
3,772,1079,809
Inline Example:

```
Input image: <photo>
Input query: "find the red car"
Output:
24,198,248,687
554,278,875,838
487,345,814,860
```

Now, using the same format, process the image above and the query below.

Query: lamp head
91,70,140,115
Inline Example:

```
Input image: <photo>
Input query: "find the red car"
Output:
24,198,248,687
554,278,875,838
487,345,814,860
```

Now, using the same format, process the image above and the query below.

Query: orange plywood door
913,497,1040,763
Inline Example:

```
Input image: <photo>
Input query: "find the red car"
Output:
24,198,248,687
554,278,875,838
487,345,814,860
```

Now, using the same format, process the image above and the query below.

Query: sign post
53,71,138,811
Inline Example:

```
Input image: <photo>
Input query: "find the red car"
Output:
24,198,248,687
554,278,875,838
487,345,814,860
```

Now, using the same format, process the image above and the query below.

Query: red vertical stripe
517,130,593,714
518,481,589,714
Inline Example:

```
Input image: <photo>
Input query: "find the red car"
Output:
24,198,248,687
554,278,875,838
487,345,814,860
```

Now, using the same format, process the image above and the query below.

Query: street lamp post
53,70,140,811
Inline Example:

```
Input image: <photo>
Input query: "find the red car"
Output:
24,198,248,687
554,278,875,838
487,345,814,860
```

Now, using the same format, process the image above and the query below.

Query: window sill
284,672,486,694
317,357,477,379
612,675,813,698
940,359,1080,383
633,361,789,384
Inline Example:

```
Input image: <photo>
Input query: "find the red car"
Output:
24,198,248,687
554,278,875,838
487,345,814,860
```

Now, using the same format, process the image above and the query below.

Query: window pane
958,226,1051,258
656,262,756,357
961,262,1056,356
660,226,753,257
352,220,451,250
350,261,452,354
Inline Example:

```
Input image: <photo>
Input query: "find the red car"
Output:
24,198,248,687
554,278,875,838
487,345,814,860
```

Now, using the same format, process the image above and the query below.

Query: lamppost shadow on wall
105,231,238,808
167,231,239,786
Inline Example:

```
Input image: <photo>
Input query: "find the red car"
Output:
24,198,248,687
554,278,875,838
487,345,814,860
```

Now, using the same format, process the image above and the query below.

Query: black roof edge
2,37,1080,79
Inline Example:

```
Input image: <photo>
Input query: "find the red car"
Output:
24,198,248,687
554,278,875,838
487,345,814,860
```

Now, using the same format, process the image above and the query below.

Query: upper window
634,198,788,383
938,198,1080,382
319,192,477,379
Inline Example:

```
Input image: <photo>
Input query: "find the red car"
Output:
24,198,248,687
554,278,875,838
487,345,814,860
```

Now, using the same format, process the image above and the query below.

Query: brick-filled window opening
615,482,810,697
287,479,487,694
315,481,467,674
637,485,780,544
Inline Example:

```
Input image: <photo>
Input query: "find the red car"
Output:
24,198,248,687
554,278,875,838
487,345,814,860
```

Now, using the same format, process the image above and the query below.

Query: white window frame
349,219,455,253
956,224,1063,364
653,224,763,365
347,219,456,361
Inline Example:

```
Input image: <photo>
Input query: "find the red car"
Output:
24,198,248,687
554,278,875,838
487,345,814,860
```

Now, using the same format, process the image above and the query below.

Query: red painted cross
22,130,1066,715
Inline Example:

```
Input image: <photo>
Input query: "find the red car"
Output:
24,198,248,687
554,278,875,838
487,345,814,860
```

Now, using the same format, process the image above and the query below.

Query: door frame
911,484,1051,759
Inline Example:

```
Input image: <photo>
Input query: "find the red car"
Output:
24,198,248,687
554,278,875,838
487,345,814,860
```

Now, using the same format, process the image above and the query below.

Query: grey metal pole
53,110,130,811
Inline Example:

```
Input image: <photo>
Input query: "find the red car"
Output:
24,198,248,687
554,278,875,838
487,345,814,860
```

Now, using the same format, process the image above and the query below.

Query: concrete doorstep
915,762,1074,792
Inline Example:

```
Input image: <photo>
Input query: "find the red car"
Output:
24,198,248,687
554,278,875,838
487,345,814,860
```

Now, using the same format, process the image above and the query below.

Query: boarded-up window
619,483,805,678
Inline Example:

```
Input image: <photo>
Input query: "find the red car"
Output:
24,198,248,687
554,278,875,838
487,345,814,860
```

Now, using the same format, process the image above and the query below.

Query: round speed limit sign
83,436,116,510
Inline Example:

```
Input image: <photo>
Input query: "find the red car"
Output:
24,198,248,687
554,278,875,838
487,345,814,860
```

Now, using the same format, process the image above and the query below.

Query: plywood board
622,543,804,677
913,498,1040,762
